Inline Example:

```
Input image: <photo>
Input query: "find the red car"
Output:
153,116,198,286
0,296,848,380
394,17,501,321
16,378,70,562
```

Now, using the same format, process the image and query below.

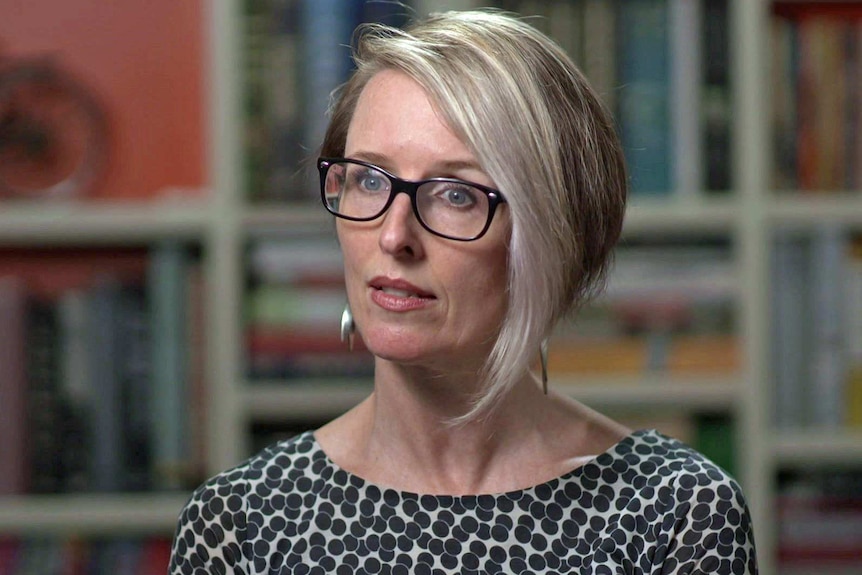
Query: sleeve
654,459,759,575
168,471,251,575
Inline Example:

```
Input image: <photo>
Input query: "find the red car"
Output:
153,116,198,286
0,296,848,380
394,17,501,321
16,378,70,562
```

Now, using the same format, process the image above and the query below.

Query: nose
378,192,424,259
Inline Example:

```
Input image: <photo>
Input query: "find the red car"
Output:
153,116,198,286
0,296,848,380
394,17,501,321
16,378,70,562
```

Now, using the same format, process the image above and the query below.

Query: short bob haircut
320,10,628,422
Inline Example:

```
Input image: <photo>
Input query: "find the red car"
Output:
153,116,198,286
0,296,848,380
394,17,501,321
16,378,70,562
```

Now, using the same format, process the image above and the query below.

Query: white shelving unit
1,3,860,575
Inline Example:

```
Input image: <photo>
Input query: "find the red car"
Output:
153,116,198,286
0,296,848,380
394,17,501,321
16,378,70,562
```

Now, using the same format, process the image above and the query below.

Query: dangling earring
540,338,549,395
340,303,355,351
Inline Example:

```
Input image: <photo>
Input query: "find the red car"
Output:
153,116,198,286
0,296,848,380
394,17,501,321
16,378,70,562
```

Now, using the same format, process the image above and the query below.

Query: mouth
369,277,436,300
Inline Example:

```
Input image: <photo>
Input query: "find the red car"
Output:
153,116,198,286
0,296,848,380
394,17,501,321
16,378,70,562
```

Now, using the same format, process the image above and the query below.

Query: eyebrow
348,151,486,177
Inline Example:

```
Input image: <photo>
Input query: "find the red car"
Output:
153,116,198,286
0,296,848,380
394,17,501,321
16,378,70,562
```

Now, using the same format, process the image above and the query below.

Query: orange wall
1,0,207,199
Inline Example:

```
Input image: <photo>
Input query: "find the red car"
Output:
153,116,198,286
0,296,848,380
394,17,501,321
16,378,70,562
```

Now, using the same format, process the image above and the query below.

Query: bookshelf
213,0,862,575
2,1,862,575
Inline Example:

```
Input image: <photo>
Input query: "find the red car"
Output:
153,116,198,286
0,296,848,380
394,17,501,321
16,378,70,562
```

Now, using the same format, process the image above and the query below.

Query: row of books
242,0,412,202
772,229,862,429
0,244,205,495
241,0,732,201
244,235,374,379
550,242,739,376
0,537,171,575
778,470,862,574
505,0,732,196
245,235,739,380
771,3,862,192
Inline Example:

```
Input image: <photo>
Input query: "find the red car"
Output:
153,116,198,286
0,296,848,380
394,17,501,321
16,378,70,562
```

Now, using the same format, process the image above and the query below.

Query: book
118,285,152,491
0,277,27,495
87,276,126,492
582,0,617,111
693,413,735,477
57,289,95,492
846,238,862,428
265,0,304,201
669,0,703,196
809,225,848,427
701,0,732,192
299,0,358,197
148,241,190,491
771,232,812,428
771,4,862,192
25,299,64,494
615,0,672,196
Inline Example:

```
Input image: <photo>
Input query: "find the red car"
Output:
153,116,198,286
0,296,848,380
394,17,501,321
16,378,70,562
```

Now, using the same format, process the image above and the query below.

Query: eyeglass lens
323,161,493,240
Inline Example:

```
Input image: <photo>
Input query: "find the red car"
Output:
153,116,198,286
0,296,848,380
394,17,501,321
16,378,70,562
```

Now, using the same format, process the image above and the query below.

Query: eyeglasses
318,157,507,241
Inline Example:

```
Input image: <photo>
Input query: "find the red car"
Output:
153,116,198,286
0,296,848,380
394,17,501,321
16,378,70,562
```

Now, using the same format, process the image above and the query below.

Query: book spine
545,0,584,65
582,0,617,111
300,0,357,197
770,14,799,190
267,0,304,201
669,0,703,196
25,299,64,494
0,277,28,495
118,286,153,491
701,0,732,192
148,242,189,491
809,225,848,427
88,277,125,492
241,0,272,200
771,233,812,429
844,238,862,428
57,289,94,493
615,0,672,196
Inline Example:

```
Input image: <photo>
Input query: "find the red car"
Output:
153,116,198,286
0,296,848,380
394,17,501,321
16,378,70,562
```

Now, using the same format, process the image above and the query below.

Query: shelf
240,196,741,237
556,375,740,410
771,429,862,468
623,196,739,236
242,203,327,233
245,380,374,421
768,194,862,229
244,376,739,421
0,493,188,536
0,198,212,245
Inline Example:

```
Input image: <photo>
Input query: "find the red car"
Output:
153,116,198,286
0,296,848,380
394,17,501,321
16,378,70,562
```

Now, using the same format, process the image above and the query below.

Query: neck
354,359,551,494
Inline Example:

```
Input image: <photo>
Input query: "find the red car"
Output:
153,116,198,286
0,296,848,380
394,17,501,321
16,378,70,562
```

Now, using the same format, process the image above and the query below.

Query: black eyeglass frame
318,157,507,242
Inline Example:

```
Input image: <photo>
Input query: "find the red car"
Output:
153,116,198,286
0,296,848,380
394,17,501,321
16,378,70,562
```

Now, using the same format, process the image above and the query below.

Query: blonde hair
321,10,627,422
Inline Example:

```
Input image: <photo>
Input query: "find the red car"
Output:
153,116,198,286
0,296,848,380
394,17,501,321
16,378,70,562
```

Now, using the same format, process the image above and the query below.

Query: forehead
344,69,474,163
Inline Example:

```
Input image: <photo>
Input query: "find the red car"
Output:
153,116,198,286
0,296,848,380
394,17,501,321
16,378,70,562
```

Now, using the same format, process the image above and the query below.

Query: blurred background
0,1,860,574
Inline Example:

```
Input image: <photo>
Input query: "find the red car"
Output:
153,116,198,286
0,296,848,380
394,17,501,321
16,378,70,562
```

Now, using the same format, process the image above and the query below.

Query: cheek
337,229,366,293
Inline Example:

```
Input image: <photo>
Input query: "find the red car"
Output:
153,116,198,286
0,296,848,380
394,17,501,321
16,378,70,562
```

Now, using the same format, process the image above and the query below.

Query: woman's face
338,69,510,372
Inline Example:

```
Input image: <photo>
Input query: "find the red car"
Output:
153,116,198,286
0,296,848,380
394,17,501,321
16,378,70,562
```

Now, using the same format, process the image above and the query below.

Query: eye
356,168,388,193
437,185,478,208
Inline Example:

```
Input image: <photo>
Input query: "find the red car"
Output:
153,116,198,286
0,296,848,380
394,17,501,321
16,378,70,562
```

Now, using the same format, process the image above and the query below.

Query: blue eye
361,175,382,191
446,188,472,206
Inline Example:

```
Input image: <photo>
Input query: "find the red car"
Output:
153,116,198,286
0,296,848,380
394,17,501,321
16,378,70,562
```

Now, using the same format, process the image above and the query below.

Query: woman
170,10,757,574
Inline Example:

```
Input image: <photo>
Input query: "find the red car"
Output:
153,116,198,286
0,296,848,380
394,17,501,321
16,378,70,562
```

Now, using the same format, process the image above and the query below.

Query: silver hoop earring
540,339,549,395
340,303,355,351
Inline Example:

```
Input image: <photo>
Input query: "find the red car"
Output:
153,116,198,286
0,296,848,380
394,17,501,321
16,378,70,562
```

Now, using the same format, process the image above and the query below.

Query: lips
369,277,435,299
369,276,435,311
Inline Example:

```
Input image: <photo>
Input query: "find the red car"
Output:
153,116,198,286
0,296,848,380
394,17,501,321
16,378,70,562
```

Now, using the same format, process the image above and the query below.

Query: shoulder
169,432,320,573
595,429,758,573
599,429,748,508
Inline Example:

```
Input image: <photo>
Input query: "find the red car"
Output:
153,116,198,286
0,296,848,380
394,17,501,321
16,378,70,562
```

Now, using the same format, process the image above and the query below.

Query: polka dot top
169,429,758,574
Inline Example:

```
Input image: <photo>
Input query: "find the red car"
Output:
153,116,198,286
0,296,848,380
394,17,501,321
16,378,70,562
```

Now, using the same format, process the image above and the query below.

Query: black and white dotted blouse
169,429,757,574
